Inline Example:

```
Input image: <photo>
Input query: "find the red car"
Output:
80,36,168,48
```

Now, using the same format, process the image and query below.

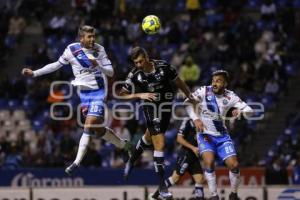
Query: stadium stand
0,1,299,183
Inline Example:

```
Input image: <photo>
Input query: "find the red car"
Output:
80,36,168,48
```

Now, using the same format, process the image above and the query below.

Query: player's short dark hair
78,25,96,38
212,70,230,82
130,46,148,60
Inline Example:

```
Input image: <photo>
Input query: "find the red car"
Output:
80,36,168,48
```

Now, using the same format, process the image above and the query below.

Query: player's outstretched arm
118,88,158,101
22,68,34,77
174,77,197,104
21,61,63,78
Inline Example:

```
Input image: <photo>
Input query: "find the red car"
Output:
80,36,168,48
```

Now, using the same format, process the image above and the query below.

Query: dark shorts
175,149,203,176
143,103,172,135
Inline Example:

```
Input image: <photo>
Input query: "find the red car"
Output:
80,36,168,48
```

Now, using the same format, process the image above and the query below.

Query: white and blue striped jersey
33,42,113,91
192,86,252,136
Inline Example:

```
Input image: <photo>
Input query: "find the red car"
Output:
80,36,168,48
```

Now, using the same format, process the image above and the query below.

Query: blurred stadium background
0,0,300,199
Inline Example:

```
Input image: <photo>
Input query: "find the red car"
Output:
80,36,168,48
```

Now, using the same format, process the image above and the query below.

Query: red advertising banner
177,167,292,186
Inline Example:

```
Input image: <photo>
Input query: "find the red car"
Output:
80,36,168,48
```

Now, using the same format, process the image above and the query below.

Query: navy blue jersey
178,118,198,151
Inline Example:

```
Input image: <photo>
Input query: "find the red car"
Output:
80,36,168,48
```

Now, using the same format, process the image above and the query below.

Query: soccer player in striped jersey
186,70,254,200
22,25,131,174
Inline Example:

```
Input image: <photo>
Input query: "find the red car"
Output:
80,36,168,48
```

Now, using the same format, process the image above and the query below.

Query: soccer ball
141,15,161,35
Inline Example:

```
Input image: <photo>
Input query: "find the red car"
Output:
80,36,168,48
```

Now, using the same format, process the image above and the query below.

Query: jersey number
225,145,234,154
90,105,99,112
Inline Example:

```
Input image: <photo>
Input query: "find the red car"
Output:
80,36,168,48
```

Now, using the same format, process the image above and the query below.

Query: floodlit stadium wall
0,186,299,200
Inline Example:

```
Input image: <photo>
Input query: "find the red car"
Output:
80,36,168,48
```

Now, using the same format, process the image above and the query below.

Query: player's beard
213,86,225,95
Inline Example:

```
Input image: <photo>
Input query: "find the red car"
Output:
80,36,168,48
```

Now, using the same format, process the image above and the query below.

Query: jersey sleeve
58,47,70,65
97,47,114,77
178,119,190,136
230,92,249,110
166,65,178,81
98,47,112,67
192,86,205,101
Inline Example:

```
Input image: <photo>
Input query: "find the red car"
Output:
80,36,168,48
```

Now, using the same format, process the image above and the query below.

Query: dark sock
195,186,204,198
130,136,152,164
153,152,166,191
153,177,174,198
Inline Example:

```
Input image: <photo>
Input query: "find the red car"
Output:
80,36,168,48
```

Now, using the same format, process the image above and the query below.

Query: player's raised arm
166,64,196,104
174,77,196,102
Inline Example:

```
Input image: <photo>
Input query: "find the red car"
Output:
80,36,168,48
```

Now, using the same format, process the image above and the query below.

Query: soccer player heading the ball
119,47,197,200
22,25,131,175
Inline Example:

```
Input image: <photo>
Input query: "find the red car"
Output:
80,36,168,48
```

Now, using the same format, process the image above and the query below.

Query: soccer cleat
122,140,132,163
148,192,160,200
65,163,79,175
159,191,173,200
123,160,134,180
229,192,239,200
209,195,220,200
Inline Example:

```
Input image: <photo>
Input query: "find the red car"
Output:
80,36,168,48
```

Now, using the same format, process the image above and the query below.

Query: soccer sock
194,183,204,198
74,132,91,165
165,177,175,187
204,169,218,197
101,127,125,149
229,168,240,193
153,151,167,191
153,176,175,198
130,135,152,164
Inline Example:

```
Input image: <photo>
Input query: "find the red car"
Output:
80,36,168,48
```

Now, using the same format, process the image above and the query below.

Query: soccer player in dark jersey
118,47,196,199
149,118,205,200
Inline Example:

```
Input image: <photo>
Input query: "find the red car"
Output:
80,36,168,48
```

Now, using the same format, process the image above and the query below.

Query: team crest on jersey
154,73,162,81
223,99,229,105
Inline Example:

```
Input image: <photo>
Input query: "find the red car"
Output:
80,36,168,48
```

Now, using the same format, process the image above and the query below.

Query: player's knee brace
230,167,240,174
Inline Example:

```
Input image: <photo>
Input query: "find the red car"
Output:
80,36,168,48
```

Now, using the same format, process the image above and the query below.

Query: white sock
205,170,218,197
102,127,125,148
229,170,240,193
74,133,91,165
